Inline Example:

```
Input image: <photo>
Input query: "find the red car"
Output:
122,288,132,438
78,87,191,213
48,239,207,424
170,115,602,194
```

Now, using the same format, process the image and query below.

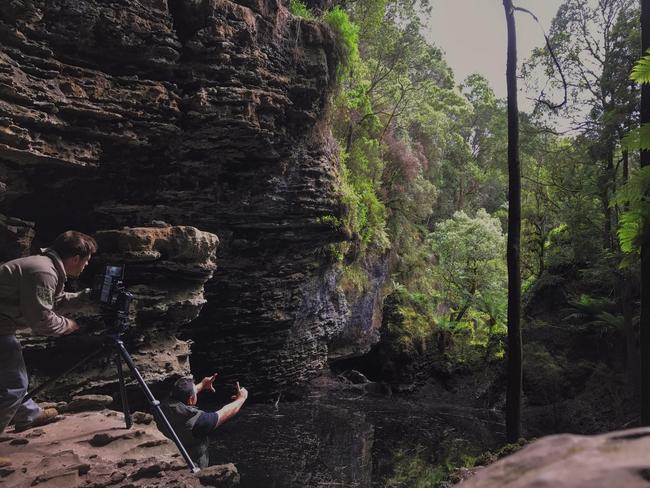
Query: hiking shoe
13,408,60,433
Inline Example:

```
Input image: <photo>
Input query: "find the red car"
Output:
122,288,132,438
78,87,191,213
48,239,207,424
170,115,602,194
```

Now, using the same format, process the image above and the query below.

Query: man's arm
56,288,92,307
215,382,248,427
20,271,78,336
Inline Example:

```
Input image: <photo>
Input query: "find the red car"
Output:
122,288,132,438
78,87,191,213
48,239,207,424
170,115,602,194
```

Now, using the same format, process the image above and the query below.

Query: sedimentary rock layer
19,224,218,399
0,0,381,396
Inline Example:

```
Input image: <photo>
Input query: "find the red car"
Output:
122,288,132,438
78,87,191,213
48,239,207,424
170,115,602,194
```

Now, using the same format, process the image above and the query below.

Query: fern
631,48,650,84
611,166,650,207
613,167,650,254
561,295,619,329
618,49,650,258
590,312,624,335
620,124,650,151
618,210,642,254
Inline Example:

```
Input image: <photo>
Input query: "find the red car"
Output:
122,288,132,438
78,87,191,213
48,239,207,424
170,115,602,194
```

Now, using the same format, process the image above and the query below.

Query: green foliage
559,293,629,341
322,0,643,379
523,343,567,405
386,447,448,488
339,157,390,253
618,209,642,254
340,262,371,294
290,2,359,78
620,124,650,151
630,48,650,84
429,209,507,323
289,0,315,19
323,7,360,73
385,284,436,354
474,439,529,466
386,439,481,488
613,166,650,254
316,214,344,227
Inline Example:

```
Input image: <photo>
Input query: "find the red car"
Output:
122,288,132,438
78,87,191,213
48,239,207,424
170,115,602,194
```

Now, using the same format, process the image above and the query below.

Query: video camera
91,264,134,335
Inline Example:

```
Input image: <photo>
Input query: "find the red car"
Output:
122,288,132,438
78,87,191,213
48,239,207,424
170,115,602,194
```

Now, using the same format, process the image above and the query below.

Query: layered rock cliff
18,224,218,399
0,0,383,398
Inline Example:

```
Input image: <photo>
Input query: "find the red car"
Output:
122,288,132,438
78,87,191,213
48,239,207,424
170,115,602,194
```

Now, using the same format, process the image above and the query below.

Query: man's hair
170,377,196,403
51,231,98,259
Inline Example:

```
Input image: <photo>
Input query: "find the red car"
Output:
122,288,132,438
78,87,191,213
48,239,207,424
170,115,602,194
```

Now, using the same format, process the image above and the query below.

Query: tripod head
91,264,134,337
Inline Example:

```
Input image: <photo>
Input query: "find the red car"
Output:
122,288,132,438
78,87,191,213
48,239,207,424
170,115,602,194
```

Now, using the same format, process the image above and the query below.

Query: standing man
160,374,248,468
0,230,97,433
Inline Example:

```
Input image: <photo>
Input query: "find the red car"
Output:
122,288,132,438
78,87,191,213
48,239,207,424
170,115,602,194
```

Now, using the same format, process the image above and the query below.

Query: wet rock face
0,0,378,396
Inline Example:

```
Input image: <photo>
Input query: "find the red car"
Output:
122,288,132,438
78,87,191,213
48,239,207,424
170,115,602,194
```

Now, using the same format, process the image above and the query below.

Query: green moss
338,153,390,255
316,214,344,227
289,0,316,19
386,447,448,488
474,438,529,466
322,7,360,73
383,286,437,354
340,262,371,294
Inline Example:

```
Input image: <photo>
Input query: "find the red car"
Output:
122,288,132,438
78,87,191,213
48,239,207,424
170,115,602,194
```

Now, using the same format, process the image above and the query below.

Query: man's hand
65,319,80,334
215,381,249,427
232,382,248,402
197,373,218,394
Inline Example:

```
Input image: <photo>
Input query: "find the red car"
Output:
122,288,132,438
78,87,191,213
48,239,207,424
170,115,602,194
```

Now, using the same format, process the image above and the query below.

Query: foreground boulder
460,428,650,487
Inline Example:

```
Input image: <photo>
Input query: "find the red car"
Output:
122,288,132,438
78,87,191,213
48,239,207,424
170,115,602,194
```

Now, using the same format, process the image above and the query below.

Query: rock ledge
0,409,238,487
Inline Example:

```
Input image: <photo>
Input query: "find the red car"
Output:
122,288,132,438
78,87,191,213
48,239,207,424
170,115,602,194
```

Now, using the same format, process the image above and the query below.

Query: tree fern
612,167,650,208
614,166,650,254
621,124,650,151
631,48,650,84
618,209,642,254
616,49,650,256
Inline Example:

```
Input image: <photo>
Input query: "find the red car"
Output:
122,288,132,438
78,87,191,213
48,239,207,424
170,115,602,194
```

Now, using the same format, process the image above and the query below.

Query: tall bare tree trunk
618,149,640,396
640,0,650,425
504,0,522,442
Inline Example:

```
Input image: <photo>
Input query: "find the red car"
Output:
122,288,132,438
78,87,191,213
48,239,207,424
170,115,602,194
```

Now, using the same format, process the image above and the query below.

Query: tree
525,0,639,251
429,209,507,324
641,0,650,425
503,0,522,443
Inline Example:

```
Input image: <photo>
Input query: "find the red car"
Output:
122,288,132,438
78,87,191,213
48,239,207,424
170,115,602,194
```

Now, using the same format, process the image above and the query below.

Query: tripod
24,315,200,473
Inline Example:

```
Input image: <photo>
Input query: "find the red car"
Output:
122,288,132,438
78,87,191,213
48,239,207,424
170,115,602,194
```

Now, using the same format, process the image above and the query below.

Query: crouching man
0,231,97,433
159,374,248,468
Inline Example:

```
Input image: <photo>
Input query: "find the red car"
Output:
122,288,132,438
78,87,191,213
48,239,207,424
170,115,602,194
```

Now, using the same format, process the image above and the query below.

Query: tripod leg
113,339,199,473
114,354,133,429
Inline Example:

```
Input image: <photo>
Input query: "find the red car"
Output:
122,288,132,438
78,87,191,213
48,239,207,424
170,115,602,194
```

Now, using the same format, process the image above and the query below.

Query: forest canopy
287,0,646,398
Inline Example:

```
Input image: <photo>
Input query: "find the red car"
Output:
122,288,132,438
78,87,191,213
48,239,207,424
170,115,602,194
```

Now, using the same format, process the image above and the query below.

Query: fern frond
619,253,639,269
631,49,650,84
618,210,642,254
589,312,624,332
611,166,650,207
621,124,650,151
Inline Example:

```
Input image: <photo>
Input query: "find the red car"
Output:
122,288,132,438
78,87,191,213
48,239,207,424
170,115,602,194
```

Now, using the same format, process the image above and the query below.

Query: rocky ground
457,427,650,488
0,397,238,488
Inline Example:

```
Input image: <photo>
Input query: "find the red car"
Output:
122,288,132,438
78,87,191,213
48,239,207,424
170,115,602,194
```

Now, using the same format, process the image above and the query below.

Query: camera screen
105,265,124,278
99,265,124,303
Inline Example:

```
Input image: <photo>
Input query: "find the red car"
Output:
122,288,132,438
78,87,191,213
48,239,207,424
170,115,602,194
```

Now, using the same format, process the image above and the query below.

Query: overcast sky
424,0,565,108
